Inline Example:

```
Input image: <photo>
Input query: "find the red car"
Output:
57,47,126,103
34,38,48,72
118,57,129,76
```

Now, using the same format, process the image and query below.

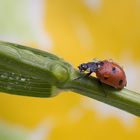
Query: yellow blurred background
0,0,140,140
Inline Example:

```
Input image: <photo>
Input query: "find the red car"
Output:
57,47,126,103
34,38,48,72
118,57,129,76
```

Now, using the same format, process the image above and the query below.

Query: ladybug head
78,63,88,72
92,59,104,68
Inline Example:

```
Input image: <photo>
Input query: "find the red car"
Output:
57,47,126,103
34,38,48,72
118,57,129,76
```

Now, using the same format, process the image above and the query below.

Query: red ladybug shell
96,60,127,89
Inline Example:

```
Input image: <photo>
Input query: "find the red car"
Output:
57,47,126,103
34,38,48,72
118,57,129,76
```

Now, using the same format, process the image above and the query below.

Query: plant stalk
63,73,140,116
0,41,140,116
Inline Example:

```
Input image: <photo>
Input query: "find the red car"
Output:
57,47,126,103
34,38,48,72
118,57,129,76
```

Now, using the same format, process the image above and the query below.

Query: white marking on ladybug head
97,65,101,68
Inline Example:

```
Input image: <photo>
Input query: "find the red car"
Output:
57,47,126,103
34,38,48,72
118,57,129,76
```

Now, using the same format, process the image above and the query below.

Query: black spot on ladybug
119,80,123,85
104,77,108,80
112,67,116,73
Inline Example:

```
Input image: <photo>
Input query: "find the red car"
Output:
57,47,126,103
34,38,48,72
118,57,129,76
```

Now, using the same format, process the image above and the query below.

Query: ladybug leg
74,71,92,80
74,76,82,80
85,71,92,77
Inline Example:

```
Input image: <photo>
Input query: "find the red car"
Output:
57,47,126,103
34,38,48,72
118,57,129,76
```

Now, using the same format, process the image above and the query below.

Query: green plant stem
0,41,140,116
63,73,140,116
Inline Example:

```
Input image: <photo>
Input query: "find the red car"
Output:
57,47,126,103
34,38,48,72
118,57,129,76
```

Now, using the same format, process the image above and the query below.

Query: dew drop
9,77,14,80
21,78,26,82
1,74,8,79
16,76,20,80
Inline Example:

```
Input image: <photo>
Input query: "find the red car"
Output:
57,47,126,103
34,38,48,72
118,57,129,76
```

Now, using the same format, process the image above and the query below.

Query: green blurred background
0,0,140,140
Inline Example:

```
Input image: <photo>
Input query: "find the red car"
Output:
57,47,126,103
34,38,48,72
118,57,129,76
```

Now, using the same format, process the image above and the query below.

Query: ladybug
78,59,127,89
